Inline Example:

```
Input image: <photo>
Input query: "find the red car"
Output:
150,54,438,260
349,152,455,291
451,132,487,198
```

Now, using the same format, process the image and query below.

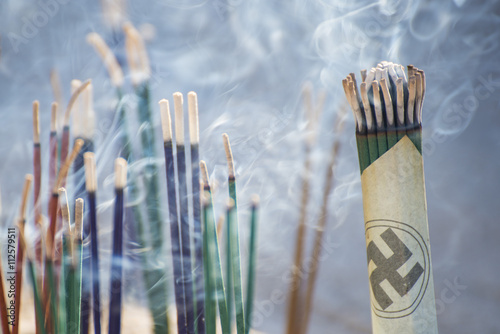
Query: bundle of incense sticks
343,61,437,334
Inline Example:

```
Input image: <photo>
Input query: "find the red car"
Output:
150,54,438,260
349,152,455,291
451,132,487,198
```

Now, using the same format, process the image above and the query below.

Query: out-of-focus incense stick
13,174,33,334
200,161,229,334
188,91,205,334
173,92,195,334
86,32,125,89
50,69,64,111
245,196,259,334
223,134,245,334
0,246,11,334
286,85,323,334
84,152,101,334
160,99,187,334
58,187,72,334
202,192,216,334
74,198,84,334
108,158,127,334
300,106,346,334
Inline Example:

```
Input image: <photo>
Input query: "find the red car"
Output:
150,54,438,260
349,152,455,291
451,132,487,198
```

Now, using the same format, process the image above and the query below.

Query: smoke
0,0,499,333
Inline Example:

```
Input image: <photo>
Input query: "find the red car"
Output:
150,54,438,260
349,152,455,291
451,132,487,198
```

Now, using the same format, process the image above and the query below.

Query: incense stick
202,192,216,334
160,99,187,334
173,92,196,334
244,196,259,334
200,161,229,334
188,91,205,334
86,32,124,88
108,158,127,334
84,152,101,334
18,228,47,334
74,198,84,334
58,187,72,334
49,102,58,206
13,174,33,334
300,107,346,334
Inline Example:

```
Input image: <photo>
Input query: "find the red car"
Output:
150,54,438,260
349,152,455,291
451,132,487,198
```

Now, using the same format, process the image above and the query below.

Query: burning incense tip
173,92,184,145
200,160,209,187
74,198,84,241
86,32,124,87
53,139,84,193
84,152,97,192
33,101,40,144
51,102,58,132
188,91,199,145
159,99,173,143
222,133,235,178
114,158,128,189
64,79,91,126
19,174,33,221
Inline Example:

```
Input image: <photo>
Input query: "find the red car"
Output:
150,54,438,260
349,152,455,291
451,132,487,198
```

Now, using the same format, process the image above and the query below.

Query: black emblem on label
365,220,430,319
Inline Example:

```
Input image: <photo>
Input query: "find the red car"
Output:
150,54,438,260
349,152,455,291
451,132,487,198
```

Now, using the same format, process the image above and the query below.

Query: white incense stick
173,92,184,146
159,99,173,143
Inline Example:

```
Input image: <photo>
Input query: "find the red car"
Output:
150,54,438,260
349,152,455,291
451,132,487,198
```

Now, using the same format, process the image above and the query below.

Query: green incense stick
245,196,259,334
203,193,217,334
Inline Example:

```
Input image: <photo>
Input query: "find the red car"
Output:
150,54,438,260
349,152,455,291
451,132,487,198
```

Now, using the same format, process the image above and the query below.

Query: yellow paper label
361,136,438,334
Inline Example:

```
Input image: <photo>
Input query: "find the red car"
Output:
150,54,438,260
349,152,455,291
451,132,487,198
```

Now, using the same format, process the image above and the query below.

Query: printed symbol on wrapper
365,220,431,319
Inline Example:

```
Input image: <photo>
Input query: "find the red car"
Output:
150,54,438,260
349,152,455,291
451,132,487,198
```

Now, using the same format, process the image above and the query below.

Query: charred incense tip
51,102,58,132
159,99,173,143
200,160,210,188
33,100,40,143
222,133,235,178
84,151,97,193
65,79,91,126
173,92,185,145
114,158,128,189
74,198,84,241
54,139,84,193
86,32,124,87
58,187,71,236
19,174,33,222
188,91,200,145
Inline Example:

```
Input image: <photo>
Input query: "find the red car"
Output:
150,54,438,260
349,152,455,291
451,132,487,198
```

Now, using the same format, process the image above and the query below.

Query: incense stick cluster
286,84,346,334
342,61,426,172
0,19,262,334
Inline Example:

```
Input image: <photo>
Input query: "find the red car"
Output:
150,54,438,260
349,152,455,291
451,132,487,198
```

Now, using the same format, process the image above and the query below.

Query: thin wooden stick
174,92,196,334
83,152,101,334
108,158,127,334
188,91,205,334
300,108,346,334
86,32,124,87
160,99,187,334
12,174,33,334
245,195,259,334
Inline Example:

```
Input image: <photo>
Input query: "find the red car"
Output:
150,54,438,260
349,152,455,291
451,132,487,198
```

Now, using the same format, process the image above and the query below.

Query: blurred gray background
0,0,499,333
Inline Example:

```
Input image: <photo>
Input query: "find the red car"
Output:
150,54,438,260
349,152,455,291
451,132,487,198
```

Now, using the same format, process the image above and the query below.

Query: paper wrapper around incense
361,136,438,334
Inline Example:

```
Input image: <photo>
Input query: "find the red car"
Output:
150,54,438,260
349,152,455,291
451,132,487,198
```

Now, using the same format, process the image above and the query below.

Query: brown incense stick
86,32,124,88
286,84,324,334
300,106,347,334
13,174,33,334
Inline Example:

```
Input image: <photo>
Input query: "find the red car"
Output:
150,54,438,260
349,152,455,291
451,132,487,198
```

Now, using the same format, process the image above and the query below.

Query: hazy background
0,0,499,333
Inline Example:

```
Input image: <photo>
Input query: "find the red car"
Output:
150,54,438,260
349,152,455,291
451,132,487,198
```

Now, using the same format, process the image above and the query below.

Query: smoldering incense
245,196,259,334
223,134,245,334
174,92,195,334
108,158,127,334
12,175,32,334
200,161,229,334
188,91,205,334
160,99,187,334
300,107,346,334
84,152,101,334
